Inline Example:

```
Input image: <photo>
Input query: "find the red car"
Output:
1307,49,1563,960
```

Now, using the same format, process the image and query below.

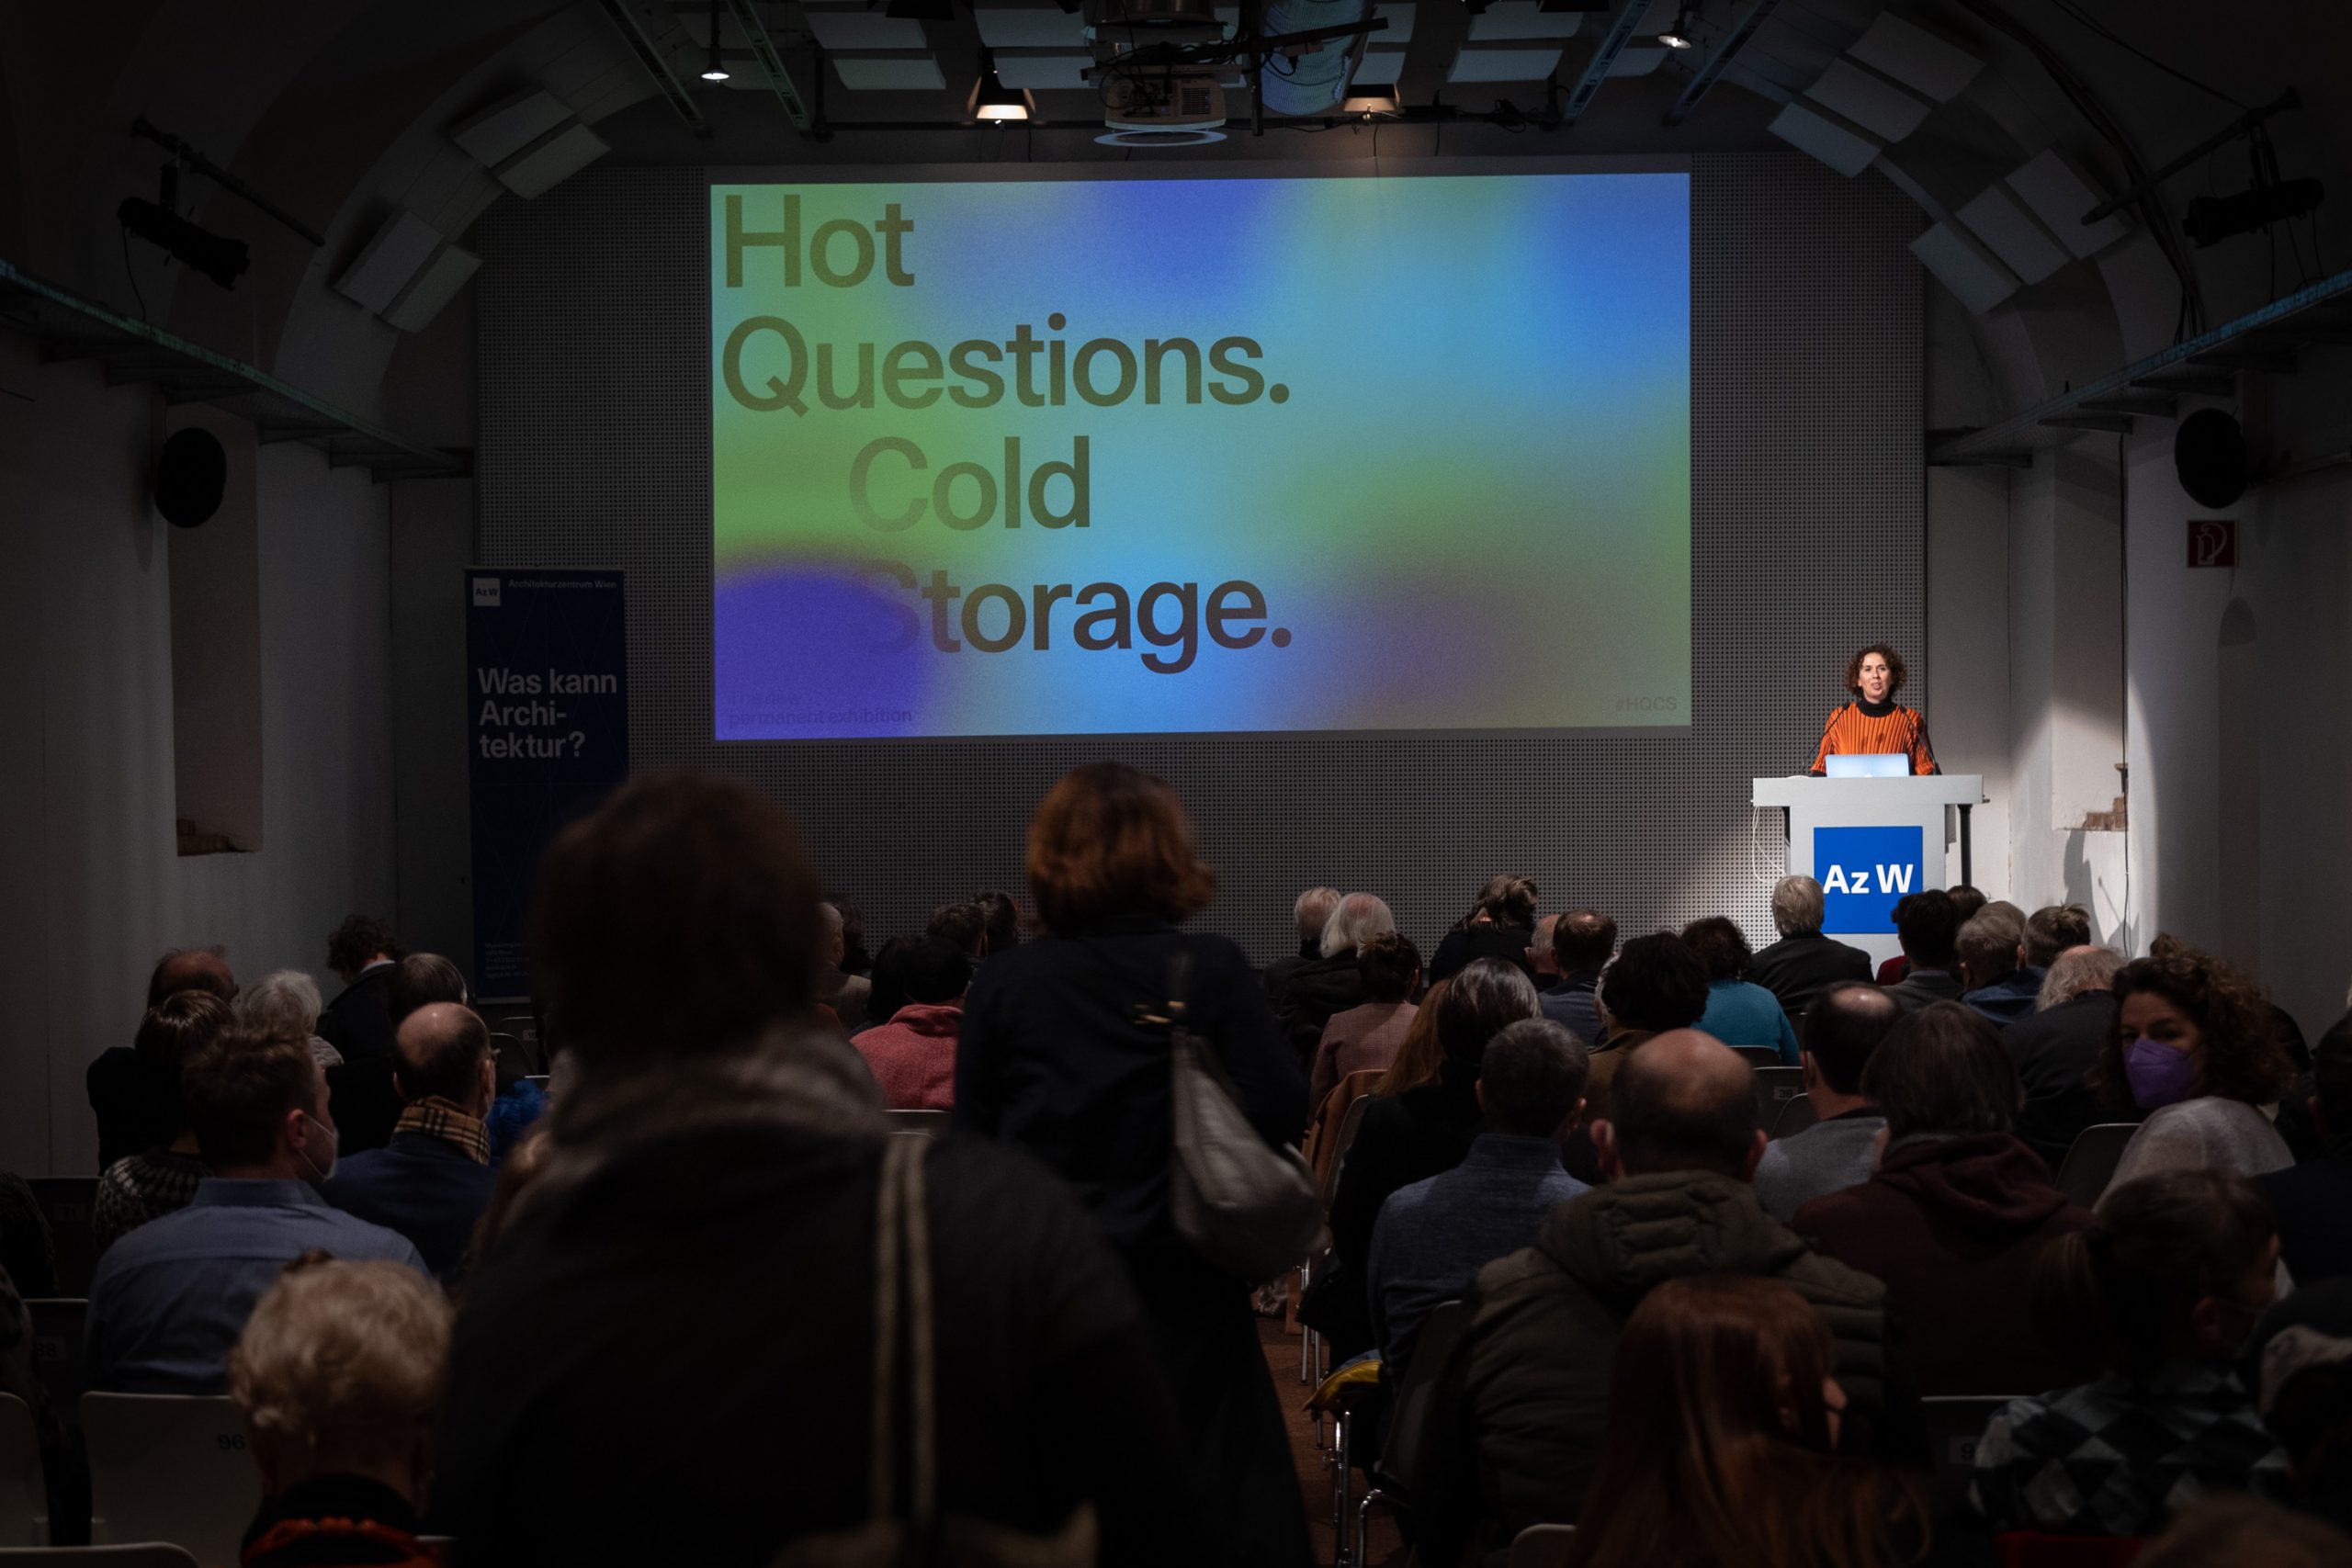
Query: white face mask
297,1111,340,1186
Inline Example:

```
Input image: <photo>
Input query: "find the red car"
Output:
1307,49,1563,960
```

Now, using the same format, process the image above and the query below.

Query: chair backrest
1508,1522,1577,1568
1372,1298,1473,1498
22,1301,87,1438
888,1109,951,1139
1991,1531,2144,1568
81,1393,261,1563
1750,1066,1805,1131
26,1179,98,1299
1730,1045,1781,1069
0,1395,45,1546
1770,1092,1819,1141
0,1549,201,1567
1920,1394,2018,1519
2053,1123,2142,1209
1317,1093,1378,1212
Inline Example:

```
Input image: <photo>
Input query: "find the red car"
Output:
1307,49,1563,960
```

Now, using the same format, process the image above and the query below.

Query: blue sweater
1700,979,1802,1065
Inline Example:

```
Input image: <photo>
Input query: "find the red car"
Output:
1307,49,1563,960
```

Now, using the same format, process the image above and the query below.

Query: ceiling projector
1083,0,1229,146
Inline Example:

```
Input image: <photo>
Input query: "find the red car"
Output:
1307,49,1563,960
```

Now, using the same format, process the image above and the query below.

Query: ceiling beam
1664,0,1781,127
594,0,712,139
722,0,815,135
1560,0,1650,127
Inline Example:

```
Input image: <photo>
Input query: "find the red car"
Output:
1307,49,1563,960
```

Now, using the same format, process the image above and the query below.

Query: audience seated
975,887,1024,953
1272,890,1396,1062
88,1021,427,1394
228,1257,452,1568
1881,890,1964,1014
1875,886,1982,987
1425,1030,1901,1566
1957,905,2037,1024
1563,1275,1931,1568
94,990,229,1253
2257,1012,2352,1287
2097,936,2296,1196
0,1174,54,1301
1428,874,1540,984
1307,932,1421,1111
330,953,469,1156
1365,1017,1588,1370
1523,913,1562,991
322,1003,502,1281
1323,960,1538,1360
1586,931,1710,1122
927,898,991,962
241,969,342,1070
1794,1000,2094,1394
1370,977,1449,1097
317,915,404,1062
1747,874,1873,1029
1752,983,1896,1222
2005,944,2129,1167
2134,1495,2352,1568
1970,1168,2289,1538
813,902,872,1031
1261,885,1341,1003
850,937,972,1109
91,945,236,1171
2024,903,2094,972
2249,1276,2352,1537
1684,915,1802,1065
1536,909,1613,1046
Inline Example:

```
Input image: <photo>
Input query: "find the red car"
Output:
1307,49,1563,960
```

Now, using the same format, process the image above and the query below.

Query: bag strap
867,1134,939,1535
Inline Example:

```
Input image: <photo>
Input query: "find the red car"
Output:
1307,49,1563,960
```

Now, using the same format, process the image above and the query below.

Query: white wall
0,334,396,1174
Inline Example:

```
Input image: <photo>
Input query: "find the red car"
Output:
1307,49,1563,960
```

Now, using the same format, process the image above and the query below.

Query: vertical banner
465,569,628,999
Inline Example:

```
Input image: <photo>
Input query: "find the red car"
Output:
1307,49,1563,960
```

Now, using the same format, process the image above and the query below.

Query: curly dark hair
325,915,402,977
1679,917,1752,983
1600,932,1712,1035
1844,643,1908,697
2088,934,2294,1113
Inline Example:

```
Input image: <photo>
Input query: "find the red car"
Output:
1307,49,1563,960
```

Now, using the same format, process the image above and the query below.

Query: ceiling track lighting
1659,7,1697,50
700,0,731,81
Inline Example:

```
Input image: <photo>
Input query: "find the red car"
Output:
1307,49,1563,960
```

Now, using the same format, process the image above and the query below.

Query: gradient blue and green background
712,174,1690,740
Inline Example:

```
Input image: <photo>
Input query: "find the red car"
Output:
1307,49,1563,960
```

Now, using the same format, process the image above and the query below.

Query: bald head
1600,1029,1761,1180
392,1002,493,1115
147,947,236,1009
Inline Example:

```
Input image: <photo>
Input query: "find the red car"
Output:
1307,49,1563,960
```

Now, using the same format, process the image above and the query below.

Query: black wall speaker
155,427,228,528
2174,408,2249,510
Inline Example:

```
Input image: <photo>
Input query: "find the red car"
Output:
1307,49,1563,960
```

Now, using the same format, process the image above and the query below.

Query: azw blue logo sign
1815,825,1925,934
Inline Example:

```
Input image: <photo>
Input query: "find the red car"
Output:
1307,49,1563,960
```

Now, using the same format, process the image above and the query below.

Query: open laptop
1824,753,1910,779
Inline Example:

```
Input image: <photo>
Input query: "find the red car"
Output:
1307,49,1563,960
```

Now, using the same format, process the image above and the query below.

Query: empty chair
0,1395,44,1546
1509,1522,1576,1568
887,1109,950,1139
26,1181,97,1299
1750,1066,1805,1131
1770,1092,1818,1140
1920,1394,2016,1518
22,1303,85,1437
80,1394,259,1564
2052,1123,2143,1209
0,1549,199,1567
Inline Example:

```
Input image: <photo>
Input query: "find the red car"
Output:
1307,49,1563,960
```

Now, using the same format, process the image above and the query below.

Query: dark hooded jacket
1270,953,1366,1063
1424,1169,1897,1567
1795,1131,2092,1396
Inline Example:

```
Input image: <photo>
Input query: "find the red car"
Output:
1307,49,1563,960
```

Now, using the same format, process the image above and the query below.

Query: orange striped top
1807,700,1938,776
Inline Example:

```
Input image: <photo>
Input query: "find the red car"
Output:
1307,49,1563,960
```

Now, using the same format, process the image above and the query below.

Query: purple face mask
2124,1036,2199,1111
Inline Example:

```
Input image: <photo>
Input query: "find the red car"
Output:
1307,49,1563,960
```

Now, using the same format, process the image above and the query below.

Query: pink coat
852,1001,963,1110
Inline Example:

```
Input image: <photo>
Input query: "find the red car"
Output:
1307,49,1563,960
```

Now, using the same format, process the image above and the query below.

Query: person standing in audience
850,936,971,1110
2005,945,2130,1168
951,761,1305,1565
1419,1032,1905,1568
1752,984,1897,1222
1971,1168,2290,1538
1586,931,1711,1122
1686,916,1803,1065
1365,1018,1588,1371
322,1003,502,1281
317,915,403,1062
1307,932,1421,1111
1795,1001,2094,1395
1565,1276,1932,1568
332,953,469,1156
442,770,1193,1567
2258,1013,2352,1287
1881,891,1965,1014
1537,909,1615,1045
93,990,230,1253
1429,874,1541,984
229,1257,452,1568
239,969,343,1070
1957,907,2038,1024
1272,890,1396,1061
2095,936,2296,1196
90,945,236,1171
87,1022,426,1394
1263,885,1342,1004
1749,875,1874,1028
812,902,871,1032
1323,960,1539,1359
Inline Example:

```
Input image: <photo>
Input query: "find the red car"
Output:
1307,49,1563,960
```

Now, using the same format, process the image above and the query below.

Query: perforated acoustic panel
474,156,1922,964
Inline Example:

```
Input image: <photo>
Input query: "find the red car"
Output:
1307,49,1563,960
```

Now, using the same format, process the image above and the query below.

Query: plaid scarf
395,1097,492,1165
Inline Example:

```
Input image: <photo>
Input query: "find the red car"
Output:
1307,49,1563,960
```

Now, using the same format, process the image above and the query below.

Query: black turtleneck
1854,694,1897,718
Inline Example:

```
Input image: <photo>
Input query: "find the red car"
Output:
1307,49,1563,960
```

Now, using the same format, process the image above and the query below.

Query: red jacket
851,1001,963,1110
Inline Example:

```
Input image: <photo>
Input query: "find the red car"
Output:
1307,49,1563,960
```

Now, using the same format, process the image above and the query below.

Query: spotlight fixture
1340,83,1399,117
1658,8,1696,49
699,0,731,81
118,192,249,290
971,51,1034,121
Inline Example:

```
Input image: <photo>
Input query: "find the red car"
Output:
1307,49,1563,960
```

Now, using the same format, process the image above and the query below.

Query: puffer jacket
1428,1169,1894,1566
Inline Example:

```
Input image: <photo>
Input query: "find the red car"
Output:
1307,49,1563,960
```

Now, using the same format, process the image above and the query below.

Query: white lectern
1751,775,1986,970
